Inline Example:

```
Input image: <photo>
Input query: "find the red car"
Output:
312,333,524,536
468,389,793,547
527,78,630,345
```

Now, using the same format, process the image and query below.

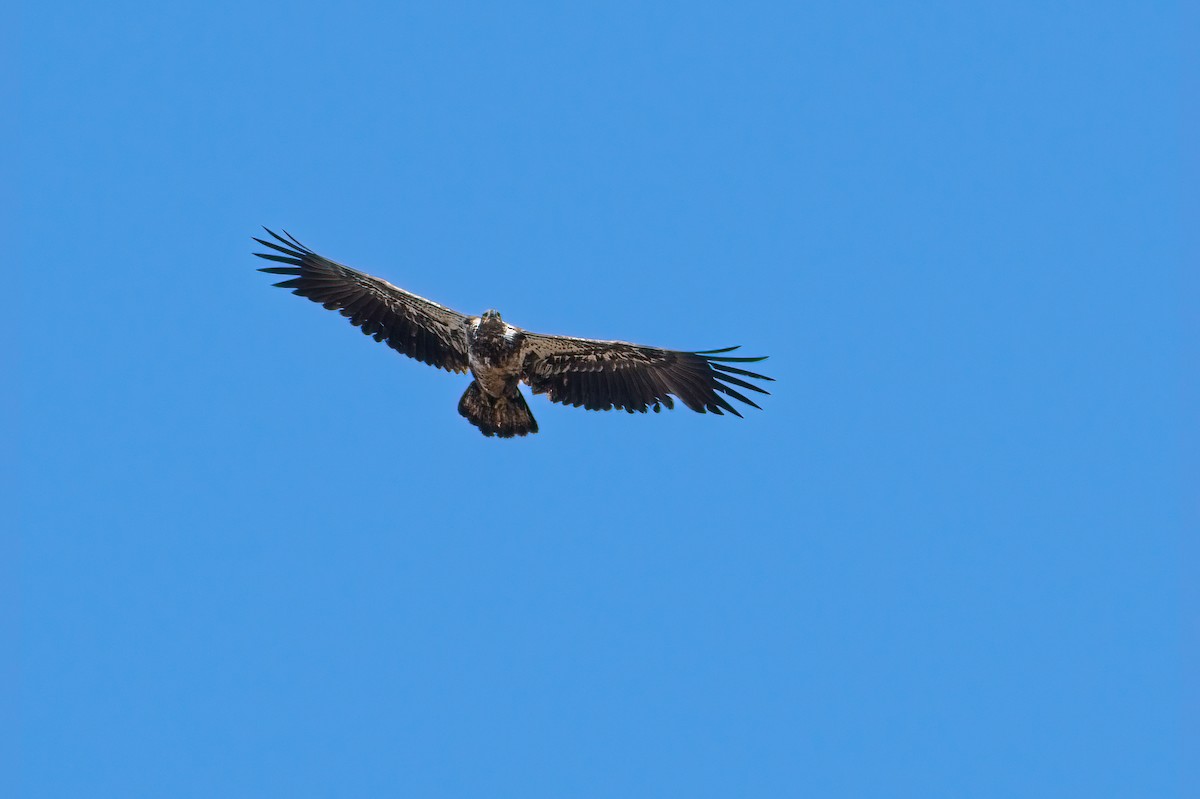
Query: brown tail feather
457,381,539,438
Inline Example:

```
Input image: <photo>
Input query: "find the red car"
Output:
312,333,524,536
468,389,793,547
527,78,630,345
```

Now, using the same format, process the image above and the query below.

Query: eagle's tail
457,381,539,438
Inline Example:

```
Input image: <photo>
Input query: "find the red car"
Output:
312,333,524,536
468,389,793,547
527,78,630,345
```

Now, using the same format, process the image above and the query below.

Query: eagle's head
481,309,503,326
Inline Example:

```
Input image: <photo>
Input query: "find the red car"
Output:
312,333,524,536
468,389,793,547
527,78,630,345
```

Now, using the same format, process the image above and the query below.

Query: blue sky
13,1,1186,796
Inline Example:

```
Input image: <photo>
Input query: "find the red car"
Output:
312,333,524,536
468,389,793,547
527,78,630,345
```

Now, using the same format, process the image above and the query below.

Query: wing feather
520,332,772,417
253,228,470,373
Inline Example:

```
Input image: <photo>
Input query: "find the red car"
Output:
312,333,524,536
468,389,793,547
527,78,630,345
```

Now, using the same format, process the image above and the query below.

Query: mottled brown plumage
255,229,772,437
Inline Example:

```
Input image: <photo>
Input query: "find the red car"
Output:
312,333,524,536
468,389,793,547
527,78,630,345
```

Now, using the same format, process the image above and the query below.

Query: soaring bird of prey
254,229,772,438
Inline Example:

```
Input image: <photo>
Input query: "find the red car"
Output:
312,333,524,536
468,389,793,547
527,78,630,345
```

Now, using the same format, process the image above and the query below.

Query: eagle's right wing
254,228,471,373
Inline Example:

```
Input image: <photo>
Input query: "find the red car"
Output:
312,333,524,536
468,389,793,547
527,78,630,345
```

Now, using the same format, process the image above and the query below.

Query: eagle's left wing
519,332,772,416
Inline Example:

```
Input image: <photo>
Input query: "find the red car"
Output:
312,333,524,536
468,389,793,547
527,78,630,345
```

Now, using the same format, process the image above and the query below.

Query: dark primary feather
519,334,772,417
253,228,470,373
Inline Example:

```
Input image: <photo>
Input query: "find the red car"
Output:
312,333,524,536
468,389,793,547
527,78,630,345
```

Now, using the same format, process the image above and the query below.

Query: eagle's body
255,229,772,437
458,312,539,436
467,313,525,397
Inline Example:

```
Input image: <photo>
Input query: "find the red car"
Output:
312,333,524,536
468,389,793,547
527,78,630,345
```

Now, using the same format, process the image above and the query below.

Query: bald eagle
255,229,772,437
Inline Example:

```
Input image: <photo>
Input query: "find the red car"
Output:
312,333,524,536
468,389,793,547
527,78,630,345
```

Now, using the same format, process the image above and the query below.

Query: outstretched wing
254,228,470,373
520,333,772,417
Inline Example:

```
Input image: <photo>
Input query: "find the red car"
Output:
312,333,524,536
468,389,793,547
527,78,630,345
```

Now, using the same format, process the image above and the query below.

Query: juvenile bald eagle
255,229,772,437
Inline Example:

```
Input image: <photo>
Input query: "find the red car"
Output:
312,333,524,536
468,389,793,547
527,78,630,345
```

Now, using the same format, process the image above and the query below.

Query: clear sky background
13,1,1187,797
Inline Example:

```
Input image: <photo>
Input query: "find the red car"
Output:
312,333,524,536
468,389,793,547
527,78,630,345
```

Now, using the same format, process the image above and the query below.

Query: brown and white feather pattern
519,333,771,417
254,229,470,373
255,229,772,434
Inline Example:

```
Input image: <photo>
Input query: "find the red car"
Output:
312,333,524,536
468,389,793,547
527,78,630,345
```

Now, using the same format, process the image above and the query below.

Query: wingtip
709,355,770,364
280,229,309,251
256,226,310,253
